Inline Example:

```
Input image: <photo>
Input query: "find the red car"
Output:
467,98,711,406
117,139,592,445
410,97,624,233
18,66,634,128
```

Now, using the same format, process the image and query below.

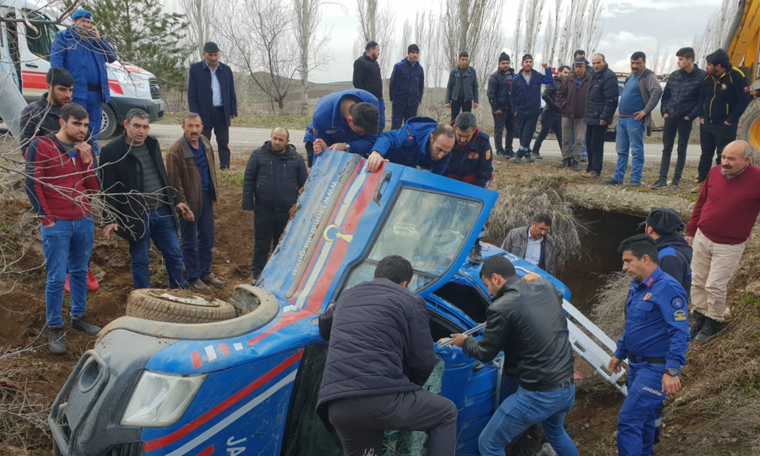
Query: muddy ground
1,145,759,455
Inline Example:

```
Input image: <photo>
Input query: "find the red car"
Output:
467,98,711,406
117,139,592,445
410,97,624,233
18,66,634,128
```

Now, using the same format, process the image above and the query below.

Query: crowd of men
17,14,760,455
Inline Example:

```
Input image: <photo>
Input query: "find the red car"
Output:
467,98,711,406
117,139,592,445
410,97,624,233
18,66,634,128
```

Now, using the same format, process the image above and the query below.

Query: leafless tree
522,0,546,56
512,0,526,58
547,0,563,66
217,0,298,114
356,0,396,76
693,0,738,65
293,0,332,115
581,0,603,57
442,0,502,70
542,8,556,66
399,18,413,62
181,0,214,59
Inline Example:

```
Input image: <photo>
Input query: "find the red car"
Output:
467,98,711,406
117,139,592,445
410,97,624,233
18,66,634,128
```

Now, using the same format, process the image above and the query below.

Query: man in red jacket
24,103,102,354
686,140,760,342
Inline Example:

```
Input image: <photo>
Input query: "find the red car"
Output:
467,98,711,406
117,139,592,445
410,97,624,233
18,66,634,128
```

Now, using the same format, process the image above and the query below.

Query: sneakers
64,268,99,294
623,181,642,188
532,152,543,160
572,160,580,172
689,310,706,339
525,153,536,163
200,274,225,289
690,181,703,194
48,326,66,354
468,242,483,264
72,317,101,336
189,278,212,292
251,272,261,285
556,159,569,169
511,156,522,164
602,178,623,185
651,180,668,190
694,317,722,343
671,180,680,189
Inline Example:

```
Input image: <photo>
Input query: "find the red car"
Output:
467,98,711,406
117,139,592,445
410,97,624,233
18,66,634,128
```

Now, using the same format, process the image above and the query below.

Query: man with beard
488,52,516,157
367,117,455,174
582,54,618,179
354,41,385,133
532,65,571,159
510,55,552,163
166,113,224,292
20,67,75,156
243,127,308,282
389,44,425,129
445,112,493,187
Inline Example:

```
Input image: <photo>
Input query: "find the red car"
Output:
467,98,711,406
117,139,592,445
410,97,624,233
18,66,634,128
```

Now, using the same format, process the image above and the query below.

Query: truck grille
149,78,162,100
108,442,144,456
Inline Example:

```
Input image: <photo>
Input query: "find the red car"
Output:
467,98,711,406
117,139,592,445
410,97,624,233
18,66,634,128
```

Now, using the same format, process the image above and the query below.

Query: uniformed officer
609,234,689,456
446,112,494,187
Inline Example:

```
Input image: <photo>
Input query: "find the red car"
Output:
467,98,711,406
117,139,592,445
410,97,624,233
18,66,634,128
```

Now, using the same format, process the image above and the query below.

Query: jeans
534,111,562,155
562,118,587,161
450,98,472,120
252,208,290,275
658,116,694,183
479,384,579,456
613,116,646,183
617,362,667,456
41,216,94,327
127,205,186,289
493,110,515,154
515,112,540,154
202,107,231,169
698,123,737,181
585,124,608,174
180,193,215,281
377,99,386,134
391,102,418,130
305,141,315,168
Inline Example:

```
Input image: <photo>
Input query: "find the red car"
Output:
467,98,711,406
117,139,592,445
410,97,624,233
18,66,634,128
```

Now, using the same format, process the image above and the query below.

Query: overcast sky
306,0,724,84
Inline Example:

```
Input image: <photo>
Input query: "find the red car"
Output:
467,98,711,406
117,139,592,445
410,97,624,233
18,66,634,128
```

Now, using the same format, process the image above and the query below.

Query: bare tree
581,0,603,57
293,0,332,115
356,0,395,76
512,0,525,58
443,0,502,69
522,0,546,55
399,18,413,62
542,8,555,66
548,0,563,66
693,0,738,64
181,0,214,59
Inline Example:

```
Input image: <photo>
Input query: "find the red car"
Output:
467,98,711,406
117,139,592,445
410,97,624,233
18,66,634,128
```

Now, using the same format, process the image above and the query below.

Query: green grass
218,170,245,186
157,112,310,131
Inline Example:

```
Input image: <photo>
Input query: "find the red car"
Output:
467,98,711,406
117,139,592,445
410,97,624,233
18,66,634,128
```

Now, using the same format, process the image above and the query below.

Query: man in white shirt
500,214,557,274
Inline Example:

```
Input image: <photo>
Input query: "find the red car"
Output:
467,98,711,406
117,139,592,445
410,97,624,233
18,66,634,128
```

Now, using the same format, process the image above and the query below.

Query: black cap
408,44,419,53
203,42,220,53
646,208,683,235
522,54,533,62
499,52,510,62
574,56,588,65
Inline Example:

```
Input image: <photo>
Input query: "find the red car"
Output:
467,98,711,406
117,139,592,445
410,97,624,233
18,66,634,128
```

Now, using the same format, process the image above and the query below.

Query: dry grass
590,271,630,341
0,346,50,452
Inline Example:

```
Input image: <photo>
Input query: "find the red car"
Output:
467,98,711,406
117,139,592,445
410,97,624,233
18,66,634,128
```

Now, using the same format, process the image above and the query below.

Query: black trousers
585,124,608,174
658,117,694,183
533,111,562,155
493,110,515,155
202,107,231,170
450,98,472,120
698,123,737,181
515,112,540,154
327,390,458,456
305,141,315,168
391,102,419,130
252,209,289,275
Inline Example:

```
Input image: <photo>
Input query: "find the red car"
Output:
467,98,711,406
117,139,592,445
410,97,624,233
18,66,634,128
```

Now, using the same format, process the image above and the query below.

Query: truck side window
434,281,491,323
23,11,57,59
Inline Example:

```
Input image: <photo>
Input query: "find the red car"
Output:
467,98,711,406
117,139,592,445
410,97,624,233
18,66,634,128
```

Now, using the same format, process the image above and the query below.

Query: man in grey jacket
500,214,556,275
446,52,479,120
603,52,663,187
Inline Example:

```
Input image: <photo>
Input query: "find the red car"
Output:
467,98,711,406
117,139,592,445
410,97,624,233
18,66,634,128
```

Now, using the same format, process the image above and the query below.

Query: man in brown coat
556,57,591,171
166,113,224,292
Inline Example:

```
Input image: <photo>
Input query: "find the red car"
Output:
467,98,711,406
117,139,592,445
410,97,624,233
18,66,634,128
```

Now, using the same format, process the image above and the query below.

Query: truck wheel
126,289,237,323
99,104,118,140
738,98,760,152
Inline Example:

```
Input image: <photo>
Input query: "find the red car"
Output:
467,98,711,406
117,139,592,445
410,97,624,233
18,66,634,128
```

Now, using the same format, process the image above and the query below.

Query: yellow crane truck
731,0,760,148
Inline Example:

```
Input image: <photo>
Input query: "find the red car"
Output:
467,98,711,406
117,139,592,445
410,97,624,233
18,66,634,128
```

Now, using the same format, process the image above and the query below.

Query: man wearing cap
557,57,591,171
51,9,117,152
389,44,425,130
510,55,552,163
188,42,238,170
488,52,516,157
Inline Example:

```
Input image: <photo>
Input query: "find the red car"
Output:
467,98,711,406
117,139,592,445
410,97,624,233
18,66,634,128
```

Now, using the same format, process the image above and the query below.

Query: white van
0,0,165,139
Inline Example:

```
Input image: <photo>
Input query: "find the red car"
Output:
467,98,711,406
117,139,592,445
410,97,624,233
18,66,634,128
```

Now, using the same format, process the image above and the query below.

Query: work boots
572,159,580,172
694,317,723,343
689,310,706,339
651,179,668,190
556,159,569,169
48,326,66,354
72,317,102,336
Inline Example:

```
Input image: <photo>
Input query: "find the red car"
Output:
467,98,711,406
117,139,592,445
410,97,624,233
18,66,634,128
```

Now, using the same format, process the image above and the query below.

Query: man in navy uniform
445,112,493,187
389,44,425,129
303,88,381,167
608,234,689,456
366,117,455,174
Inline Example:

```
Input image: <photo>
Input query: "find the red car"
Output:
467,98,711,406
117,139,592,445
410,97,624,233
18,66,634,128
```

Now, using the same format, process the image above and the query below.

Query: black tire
126,289,237,323
99,104,118,139
737,98,760,152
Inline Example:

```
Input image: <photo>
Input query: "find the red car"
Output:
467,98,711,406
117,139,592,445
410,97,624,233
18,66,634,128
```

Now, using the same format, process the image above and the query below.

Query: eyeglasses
129,123,151,131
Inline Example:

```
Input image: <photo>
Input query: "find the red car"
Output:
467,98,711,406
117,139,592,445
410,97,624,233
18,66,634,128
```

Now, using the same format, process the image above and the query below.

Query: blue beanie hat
71,9,92,20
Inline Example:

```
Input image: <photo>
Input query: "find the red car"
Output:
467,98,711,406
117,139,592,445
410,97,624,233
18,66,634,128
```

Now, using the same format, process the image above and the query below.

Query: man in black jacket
318,255,457,456
450,256,578,456
692,48,751,193
19,67,74,156
510,55,552,163
243,127,308,282
533,65,570,159
582,54,619,179
488,52,516,157
353,41,385,133
446,51,479,120
389,44,425,129
653,47,707,190
101,109,189,289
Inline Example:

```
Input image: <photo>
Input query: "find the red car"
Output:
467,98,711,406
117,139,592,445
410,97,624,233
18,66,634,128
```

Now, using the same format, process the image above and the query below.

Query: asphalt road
149,124,703,163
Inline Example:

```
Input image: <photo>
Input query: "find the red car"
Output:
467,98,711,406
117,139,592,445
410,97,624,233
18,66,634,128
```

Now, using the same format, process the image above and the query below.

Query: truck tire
99,104,118,140
738,98,760,152
126,289,237,323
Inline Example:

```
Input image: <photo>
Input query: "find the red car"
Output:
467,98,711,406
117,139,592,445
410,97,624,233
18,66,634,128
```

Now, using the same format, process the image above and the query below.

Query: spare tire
126,289,237,323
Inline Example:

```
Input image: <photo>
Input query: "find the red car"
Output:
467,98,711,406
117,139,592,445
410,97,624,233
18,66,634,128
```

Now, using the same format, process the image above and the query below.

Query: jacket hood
405,116,439,152
655,234,690,251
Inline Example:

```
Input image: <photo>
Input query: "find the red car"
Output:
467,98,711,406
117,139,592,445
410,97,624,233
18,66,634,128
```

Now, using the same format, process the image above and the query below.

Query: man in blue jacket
188,42,238,170
304,88,381,167
366,117,455,174
510,55,552,163
318,255,457,456
389,44,425,129
609,235,689,456
50,9,117,151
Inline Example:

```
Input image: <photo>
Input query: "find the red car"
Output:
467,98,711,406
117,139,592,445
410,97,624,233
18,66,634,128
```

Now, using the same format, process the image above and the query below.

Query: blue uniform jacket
304,89,381,158
444,127,493,187
511,68,552,116
50,28,117,102
657,234,693,298
389,58,424,106
187,61,238,127
371,117,450,175
614,268,690,373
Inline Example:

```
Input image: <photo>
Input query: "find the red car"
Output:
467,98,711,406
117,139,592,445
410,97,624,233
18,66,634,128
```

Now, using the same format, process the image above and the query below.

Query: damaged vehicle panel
50,150,623,456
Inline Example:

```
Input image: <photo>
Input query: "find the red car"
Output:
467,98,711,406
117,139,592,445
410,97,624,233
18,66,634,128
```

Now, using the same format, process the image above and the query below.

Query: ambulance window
23,11,58,59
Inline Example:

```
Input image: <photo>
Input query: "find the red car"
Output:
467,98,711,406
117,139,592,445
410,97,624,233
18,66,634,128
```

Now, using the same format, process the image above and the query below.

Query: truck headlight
121,371,206,427
112,67,145,89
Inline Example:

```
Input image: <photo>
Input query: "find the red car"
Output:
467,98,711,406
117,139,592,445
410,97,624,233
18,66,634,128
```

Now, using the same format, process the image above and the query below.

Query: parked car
49,151,625,456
